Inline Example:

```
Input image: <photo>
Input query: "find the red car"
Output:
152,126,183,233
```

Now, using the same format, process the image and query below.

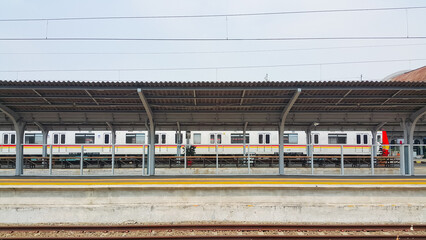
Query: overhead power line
0,6,425,21
0,36,426,41
1,58,425,72
1,43,425,55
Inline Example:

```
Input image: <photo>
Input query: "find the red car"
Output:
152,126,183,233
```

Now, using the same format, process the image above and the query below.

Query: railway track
1,224,425,239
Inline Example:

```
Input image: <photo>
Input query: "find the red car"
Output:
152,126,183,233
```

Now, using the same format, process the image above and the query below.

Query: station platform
0,176,425,225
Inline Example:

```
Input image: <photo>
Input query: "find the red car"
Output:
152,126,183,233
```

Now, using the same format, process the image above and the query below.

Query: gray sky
0,0,425,82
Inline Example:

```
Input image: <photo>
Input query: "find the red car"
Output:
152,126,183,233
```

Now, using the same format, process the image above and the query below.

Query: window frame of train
283,133,298,144
53,133,66,144
356,134,369,144
313,134,319,144
2,133,16,144
258,133,271,144
328,133,347,144
75,133,95,144
104,133,111,144
230,133,250,144
155,133,166,144
24,133,43,144
126,133,145,144
193,133,201,144
210,133,222,144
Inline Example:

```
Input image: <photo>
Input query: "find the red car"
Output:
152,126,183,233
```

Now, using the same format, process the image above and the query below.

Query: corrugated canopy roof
0,80,425,132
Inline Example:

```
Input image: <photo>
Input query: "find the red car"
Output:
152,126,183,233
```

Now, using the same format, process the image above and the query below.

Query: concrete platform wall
0,185,425,225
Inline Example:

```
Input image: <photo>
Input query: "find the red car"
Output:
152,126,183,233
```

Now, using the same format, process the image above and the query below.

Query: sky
0,0,425,82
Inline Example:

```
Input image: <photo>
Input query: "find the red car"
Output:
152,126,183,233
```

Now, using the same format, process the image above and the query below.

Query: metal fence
0,143,424,176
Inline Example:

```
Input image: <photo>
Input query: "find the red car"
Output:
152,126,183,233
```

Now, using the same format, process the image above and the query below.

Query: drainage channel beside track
1,224,426,239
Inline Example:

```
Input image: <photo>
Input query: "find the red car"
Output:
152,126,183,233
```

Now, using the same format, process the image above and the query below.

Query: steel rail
1,224,426,231
2,235,426,239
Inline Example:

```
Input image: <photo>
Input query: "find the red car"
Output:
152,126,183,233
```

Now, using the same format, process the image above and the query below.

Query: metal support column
371,130,377,175
14,121,26,176
278,88,301,175
243,122,248,156
278,125,284,175
80,145,84,176
147,124,156,176
111,129,116,175
340,145,344,175
49,144,52,175
41,130,48,158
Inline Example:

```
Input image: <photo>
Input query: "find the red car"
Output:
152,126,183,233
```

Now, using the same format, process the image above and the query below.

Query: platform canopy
0,80,425,132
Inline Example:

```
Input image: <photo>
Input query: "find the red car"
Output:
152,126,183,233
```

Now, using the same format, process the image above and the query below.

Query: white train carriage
0,130,384,156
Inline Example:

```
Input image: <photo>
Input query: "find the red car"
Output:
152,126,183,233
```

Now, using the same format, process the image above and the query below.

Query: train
0,130,388,156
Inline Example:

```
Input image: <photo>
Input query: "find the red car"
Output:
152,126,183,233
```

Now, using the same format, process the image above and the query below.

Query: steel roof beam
240,90,246,105
137,88,154,127
335,90,352,105
2,94,426,100
410,106,426,123
32,89,52,105
280,88,301,130
1,86,425,91
84,90,99,105
0,103,20,124
381,89,403,105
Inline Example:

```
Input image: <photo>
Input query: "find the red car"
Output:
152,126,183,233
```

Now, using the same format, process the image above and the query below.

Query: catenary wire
0,58,424,72
1,43,425,55
0,6,425,21
0,37,426,41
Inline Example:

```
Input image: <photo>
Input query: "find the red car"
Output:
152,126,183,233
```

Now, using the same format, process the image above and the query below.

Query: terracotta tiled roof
391,66,426,82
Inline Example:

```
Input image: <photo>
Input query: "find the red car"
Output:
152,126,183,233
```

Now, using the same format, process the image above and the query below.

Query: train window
3,134,8,144
25,133,43,144
175,133,183,144
377,135,382,143
259,134,271,144
314,134,319,144
154,134,166,144
356,135,361,144
231,133,249,144
10,134,15,144
283,134,298,144
104,134,110,144
53,134,58,144
210,134,222,144
60,134,65,144
363,135,368,144
75,133,95,144
328,134,347,144
126,133,145,144
193,133,201,144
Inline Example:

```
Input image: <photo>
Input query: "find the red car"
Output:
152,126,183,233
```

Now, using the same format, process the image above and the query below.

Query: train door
355,134,368,153
2,133,16,153
209,133,222,153
258,133,271,153
312,134,320,153
53,133,66,153
362,134,370,153
102,133,111,153
155,133,166,153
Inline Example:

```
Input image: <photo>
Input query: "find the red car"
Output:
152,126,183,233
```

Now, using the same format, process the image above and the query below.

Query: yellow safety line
0,178,424,182
0,181,425,185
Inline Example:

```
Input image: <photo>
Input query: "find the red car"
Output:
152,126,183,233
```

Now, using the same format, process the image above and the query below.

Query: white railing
0,143,424,176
